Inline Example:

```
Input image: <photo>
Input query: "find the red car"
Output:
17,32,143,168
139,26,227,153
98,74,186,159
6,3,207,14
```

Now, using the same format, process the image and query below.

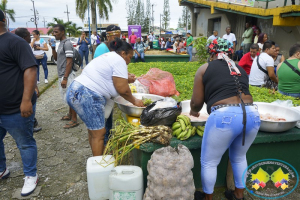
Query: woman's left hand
190,110,200,117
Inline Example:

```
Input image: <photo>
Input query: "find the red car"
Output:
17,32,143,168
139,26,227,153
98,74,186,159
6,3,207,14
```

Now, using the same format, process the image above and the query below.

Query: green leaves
194,37,209,63
128,62,300,105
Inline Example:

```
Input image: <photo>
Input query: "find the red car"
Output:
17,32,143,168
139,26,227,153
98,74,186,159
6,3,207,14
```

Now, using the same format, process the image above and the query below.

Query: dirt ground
1,59,300,200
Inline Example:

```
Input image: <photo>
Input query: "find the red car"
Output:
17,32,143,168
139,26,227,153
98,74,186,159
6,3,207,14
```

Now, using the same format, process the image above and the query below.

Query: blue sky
7,0,183,29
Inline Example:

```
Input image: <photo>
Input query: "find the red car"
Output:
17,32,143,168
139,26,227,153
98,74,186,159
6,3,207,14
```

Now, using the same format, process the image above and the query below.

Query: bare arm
61,57,73,88
267,66,278,83
190,63,208,116
113,77,143,107
37,43,48,51
233,41,236,52
21,67,37,118
280,55,285,63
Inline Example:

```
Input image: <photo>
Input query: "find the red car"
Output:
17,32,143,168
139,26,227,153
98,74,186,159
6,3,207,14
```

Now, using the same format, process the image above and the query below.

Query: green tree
135,0,142,25
68,23,83,37
177,17,182,29
0,0,15,28
181,7,191,30
75,0,113,32
126,0,137,25
142,0,151,32
47,18,72,35
162,0,170,30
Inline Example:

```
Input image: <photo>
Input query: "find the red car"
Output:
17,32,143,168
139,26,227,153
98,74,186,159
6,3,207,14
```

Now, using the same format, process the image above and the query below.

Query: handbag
35,54,44,59
256,55,277,90
283,60,300,76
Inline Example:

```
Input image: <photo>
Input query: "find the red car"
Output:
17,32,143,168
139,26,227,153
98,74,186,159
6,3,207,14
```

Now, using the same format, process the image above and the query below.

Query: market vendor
93,24,136,146
66,38,144,156
190,38,260,200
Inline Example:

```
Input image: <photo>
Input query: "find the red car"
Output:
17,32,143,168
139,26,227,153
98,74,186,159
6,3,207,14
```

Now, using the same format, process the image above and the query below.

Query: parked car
68,37,79,50
31,35,59,65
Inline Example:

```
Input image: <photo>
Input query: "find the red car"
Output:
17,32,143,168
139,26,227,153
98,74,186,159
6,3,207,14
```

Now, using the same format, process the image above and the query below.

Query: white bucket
105,99,115,119
109,165,143,200
86,155,115,200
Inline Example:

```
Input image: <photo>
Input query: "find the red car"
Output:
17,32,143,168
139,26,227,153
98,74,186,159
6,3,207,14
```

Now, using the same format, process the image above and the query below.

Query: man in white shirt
223,26,236,52
148,32,155,49
249,40,278,87
207,30,218,43
90,31,98,58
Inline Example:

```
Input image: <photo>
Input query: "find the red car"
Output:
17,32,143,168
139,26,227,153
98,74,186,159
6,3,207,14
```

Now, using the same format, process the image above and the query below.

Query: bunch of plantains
172,115,205,140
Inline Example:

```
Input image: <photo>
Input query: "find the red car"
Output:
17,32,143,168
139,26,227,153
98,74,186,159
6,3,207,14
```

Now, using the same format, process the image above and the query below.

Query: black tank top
203,59,251,113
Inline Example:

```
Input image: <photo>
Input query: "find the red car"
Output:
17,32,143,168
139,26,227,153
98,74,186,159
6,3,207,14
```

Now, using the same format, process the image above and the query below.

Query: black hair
250,43,259,50
106,24,121,32
32,30,40,35
53,24,65,33
15,28,29,38
289,44,300,57
109,38,133,55
275,44,279,48
263,40,275,51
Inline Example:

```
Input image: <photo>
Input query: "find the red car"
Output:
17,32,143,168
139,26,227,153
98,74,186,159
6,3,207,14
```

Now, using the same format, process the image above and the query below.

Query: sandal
63,120,79,129
61,114,71,121
194,191,206,200
224,190,245,200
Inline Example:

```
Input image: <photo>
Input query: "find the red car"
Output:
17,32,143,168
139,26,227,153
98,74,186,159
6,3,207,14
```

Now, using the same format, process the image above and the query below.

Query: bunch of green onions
102,119,172,166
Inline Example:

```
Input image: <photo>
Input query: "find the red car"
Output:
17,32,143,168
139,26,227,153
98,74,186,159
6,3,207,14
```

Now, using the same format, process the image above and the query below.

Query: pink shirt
129,35,137,44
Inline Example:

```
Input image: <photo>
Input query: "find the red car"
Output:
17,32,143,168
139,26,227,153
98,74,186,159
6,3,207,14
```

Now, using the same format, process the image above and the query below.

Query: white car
31,35,59,64
68,37,80,50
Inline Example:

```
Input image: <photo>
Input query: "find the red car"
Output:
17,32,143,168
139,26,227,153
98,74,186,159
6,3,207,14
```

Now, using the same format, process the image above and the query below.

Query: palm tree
0,0,15,29
75,0,114,32
68,23,83,37
47,18,72,35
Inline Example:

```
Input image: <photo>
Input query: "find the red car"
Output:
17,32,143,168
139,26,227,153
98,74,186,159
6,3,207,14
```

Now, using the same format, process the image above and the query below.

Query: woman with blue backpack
77,31,90,68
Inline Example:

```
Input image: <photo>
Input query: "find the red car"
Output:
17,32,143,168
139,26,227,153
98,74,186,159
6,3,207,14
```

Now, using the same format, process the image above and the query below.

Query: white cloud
8,0,184,30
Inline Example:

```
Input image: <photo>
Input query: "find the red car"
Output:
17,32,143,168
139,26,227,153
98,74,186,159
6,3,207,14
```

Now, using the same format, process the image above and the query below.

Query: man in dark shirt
0,10,39,196
15,28,42,133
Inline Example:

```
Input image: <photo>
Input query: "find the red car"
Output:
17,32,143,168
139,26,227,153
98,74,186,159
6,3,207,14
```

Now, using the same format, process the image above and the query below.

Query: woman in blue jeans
30,30,49,84
190,38,260,200
186,32,194,61
77,31,90,68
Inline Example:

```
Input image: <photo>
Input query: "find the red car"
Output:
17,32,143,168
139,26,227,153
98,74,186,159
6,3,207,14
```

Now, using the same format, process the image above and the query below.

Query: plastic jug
109,165,143,200
86,155,115,200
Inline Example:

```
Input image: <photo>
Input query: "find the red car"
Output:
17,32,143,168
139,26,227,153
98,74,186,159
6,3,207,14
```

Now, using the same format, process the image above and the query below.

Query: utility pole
64,5,70,22
87,0,91,40
160,14,162,40
186,7,188,32
151,4,154,32
95,0,97,33
31,0,38,30
42,17,47,28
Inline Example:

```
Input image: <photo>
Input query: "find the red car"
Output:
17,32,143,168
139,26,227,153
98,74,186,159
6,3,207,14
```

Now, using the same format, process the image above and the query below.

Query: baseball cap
0,9,5,23
106,25,121,32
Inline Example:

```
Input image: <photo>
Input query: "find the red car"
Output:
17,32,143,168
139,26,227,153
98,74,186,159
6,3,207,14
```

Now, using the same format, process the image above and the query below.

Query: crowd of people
207,22,300,97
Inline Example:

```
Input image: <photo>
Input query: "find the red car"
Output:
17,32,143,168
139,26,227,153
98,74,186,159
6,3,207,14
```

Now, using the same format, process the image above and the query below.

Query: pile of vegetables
103,119,172,166
128,62,300,105
142,97,153,106
172,115,205,140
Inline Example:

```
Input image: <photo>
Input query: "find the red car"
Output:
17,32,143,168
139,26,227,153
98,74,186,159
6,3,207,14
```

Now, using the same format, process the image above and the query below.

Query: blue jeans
79,49,89,68
279,90,300,98
134,52,145,62
0,104,37,176
188,46,193,61
67,81,106,130
201,105,260,194
36,53,48,81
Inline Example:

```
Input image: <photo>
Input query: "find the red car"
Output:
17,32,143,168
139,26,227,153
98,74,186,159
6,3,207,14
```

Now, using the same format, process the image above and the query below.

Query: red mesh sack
137,68,180,97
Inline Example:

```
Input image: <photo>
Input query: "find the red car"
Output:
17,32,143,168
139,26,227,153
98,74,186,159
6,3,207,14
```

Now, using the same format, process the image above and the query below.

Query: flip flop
63,120,79,129
61,114,71,121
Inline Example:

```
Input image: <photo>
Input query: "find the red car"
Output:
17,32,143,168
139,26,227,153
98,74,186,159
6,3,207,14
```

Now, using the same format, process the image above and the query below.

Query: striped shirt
57,39,74,78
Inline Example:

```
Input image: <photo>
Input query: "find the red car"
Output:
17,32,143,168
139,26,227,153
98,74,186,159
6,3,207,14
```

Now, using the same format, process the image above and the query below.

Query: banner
218,0,255,7
128,25,142,39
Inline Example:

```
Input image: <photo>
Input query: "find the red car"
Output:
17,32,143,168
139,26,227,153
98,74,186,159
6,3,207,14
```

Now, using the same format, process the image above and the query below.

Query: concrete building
178,0,300,56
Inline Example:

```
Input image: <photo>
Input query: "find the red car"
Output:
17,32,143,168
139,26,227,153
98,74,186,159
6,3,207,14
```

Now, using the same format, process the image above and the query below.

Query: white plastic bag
149,97,177,112
129,80,149,94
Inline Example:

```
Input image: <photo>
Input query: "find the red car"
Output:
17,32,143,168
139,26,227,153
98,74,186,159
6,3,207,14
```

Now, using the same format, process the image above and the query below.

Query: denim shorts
66,81,107,130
